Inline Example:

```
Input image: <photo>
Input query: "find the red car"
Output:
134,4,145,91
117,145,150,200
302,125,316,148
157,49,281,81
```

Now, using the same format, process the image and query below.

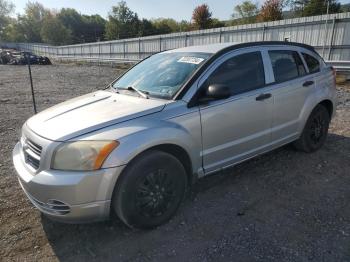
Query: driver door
198,49,273,174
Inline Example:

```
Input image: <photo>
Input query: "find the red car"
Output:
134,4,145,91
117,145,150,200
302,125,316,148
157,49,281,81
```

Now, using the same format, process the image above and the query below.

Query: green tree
57,8,84,43
0,0,14,40
20,2,49,42
341,3,350,12
210,18,225,28
302,0,340,16
2,18,26,42
233,1,259,23
105,1,140,40
40,13,72,45
58,9,106,43
178,20,191,32
292,0,340,16
82,14,106,42
192,4,212,30
151,18,179,34
138,18,156,36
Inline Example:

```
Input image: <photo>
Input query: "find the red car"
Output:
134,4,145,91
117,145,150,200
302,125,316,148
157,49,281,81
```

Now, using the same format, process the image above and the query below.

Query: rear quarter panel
297,67,337,133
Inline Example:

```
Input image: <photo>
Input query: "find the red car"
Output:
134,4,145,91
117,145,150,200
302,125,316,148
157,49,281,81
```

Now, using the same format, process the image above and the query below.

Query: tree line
0,0,348,45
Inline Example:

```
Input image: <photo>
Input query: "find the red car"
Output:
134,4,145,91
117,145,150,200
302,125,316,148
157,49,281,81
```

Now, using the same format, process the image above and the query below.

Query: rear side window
206,52,265,96
269,50,306,83
302,53,320,73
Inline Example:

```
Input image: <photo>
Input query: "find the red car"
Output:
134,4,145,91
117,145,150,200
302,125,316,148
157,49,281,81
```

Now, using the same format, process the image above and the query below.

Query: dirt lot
0,64,350,262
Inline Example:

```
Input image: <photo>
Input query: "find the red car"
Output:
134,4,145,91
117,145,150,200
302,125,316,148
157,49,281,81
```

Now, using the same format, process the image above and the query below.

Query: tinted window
294,52,307,76
206,52,265,96
302,53,320,73
269,50,306,83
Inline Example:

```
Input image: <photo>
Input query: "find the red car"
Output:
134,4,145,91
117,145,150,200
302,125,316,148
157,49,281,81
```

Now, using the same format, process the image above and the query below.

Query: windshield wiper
126,86,149,99
108,83,119,93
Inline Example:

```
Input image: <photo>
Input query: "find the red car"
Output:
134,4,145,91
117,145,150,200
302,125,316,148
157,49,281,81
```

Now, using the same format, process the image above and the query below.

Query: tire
293,104,330,153
113,150,187,229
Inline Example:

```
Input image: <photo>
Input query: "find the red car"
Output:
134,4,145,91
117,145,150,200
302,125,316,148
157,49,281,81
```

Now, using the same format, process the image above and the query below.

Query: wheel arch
116,143,196,187
108,141,197,206
143,143,195,185
109,142,196,221
298,97,335,134
319,99,334,118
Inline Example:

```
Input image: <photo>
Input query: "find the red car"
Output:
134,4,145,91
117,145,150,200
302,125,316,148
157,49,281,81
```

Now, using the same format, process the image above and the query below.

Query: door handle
303,80,314,87
256,93,271,101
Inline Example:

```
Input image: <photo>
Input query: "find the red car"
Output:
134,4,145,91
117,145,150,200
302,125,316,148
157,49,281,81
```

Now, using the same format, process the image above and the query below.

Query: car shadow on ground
41,133,350,262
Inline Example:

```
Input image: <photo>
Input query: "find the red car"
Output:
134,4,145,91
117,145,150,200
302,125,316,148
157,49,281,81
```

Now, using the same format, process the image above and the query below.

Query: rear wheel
293,104,330,152
113,150,187,229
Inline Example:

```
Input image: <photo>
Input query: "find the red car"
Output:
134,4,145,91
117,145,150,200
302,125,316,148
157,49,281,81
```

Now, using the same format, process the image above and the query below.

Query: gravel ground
0,64,350,262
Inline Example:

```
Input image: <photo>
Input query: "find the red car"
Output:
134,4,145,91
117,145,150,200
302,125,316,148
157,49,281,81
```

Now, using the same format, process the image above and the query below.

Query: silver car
13,41,337,228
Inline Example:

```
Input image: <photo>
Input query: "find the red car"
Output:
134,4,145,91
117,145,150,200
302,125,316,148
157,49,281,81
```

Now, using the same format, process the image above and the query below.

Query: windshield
113,52,211,99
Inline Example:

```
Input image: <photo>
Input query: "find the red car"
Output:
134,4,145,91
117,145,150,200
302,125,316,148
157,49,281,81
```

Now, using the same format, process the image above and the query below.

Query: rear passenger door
266,49,315,144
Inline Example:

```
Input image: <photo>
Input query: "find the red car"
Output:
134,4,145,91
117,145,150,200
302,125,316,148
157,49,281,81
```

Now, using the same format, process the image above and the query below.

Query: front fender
102,122,201,174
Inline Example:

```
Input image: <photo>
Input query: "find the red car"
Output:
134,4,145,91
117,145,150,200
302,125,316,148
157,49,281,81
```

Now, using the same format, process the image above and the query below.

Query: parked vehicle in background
0,49,51,65
13,41,336,229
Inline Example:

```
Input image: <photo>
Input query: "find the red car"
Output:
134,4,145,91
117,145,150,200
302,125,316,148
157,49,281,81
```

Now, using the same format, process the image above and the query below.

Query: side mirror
188,84,231,108
205,84,231,100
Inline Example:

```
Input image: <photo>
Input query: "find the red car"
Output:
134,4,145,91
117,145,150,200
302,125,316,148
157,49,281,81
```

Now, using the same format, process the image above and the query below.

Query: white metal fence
2,12,350,63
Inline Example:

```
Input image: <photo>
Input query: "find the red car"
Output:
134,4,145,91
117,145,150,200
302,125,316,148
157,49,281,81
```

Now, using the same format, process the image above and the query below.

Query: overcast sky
12,0,350,21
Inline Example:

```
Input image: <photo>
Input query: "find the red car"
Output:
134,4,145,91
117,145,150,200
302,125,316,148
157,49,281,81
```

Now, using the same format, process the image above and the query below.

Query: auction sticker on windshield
178,57,205,64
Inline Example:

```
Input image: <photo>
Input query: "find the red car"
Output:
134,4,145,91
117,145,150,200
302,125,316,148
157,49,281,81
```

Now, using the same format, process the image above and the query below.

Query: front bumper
13,142,125,223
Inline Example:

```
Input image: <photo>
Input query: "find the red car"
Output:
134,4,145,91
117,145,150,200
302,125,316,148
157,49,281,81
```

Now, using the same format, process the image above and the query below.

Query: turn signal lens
93,141,119,169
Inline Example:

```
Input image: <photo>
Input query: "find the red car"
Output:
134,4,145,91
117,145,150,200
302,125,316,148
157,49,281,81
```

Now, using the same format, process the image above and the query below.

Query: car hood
26,90,166,141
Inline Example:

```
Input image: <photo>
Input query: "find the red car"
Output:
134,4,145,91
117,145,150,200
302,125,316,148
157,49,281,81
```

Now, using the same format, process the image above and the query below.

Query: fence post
109,42,112,59
123,40,126,59
26,54,37,114
159,36,162,52
327,17,336,60
138,38,141,59
219,29,222,43
322,14,330,58
262,25,267,41
185,34,188,47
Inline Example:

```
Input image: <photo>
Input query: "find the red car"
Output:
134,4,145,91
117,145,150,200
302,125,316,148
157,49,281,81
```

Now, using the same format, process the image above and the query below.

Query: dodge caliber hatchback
13,41,336,229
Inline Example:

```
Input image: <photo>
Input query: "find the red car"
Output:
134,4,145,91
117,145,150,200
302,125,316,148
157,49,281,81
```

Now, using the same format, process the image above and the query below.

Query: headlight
52,141,119,171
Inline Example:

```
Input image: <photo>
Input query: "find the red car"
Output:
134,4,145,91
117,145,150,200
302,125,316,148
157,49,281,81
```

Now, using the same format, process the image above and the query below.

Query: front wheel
293,104,330,153
113,150,187,229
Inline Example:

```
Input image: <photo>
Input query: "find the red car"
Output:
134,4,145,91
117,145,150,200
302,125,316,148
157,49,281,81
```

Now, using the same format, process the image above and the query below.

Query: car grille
23,138,42,170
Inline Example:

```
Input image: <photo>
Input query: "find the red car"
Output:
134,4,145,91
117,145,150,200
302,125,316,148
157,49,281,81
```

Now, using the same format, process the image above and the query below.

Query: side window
293,52,307,76
206,51,265,96
302,53,320,74
269,50,306,83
